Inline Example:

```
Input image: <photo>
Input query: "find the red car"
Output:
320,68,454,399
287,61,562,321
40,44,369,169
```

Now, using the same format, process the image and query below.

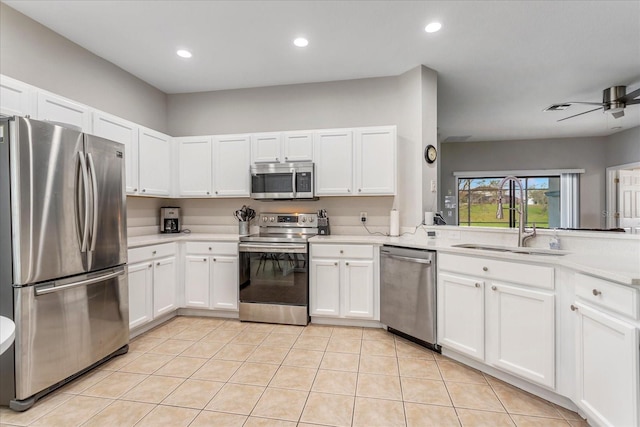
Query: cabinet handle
475,283,481,288
209,247,212,250
347,189,351,193
152,250,157,255
285,157,288,160
203,258,206,261
213,258,217,262
491,285,497,291
134,188,138,192
340,250,344,254
482,266,488,272
358,188,362,192
215,191,218,194
570,304,578,312
148,264,152,268
346,262,349,266
156,262,160,266
206,191,210,195
334,262,338,266
142,189,146,192
592,289,602,296
276,157,279,162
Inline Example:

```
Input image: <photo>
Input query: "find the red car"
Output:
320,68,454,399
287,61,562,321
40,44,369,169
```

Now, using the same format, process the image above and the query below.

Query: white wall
606,126,640,168
0,3,168,132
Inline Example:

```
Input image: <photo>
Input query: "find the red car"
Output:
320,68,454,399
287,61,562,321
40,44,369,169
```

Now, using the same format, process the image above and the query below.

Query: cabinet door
486,282,555,388
575,303,639,427
310,259,341,317
36,92,91,132
251,132,282,163
355,126,396,195
153,256,177,317
138,127,171,196
128,261,153,329
213,134,251,197
210,255,238,310
0,75,34,117
92,112,139,194
437,272,485,360
184,255,210,308
283,131,313,162
342,260,374,319
314,130,353,195
177,136,212,197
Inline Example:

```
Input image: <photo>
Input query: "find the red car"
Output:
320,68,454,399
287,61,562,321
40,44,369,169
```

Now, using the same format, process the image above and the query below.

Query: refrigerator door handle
77,151,90,252
87,152,99,252
34,268,125,296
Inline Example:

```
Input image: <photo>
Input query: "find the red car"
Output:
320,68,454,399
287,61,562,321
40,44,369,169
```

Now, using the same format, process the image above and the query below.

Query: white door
138,127,171,196
128,261,153,329
618,169,640,234
437,272,485,360
310,259,341,317
213,134,251,197
184,255,210,308
210,255,238,310
342,260,374,319
153,256,177,317
575,302,639,427
177,136,212,197
355,126,396,195
485,282,555,388
314,130,354,195
92,112,139,194
36,92,91,131
283,131,314,162
251,132,282,163
0,75,34,117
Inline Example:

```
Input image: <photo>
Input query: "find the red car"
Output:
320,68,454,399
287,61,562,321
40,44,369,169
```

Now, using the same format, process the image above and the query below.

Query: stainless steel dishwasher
380,245,439,351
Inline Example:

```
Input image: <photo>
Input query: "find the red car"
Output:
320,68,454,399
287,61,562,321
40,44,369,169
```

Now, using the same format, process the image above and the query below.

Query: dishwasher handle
381,252,432,265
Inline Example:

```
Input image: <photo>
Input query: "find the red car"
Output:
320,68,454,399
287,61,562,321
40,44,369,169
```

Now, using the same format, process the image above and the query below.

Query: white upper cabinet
314,129,354,195
92,112,139,194
355,126,396,195
251,132,282,163
283,131,314,162
138,127,172,196
0,75,35,117
36,91,91,132
213,134,251,197
176,136,213,197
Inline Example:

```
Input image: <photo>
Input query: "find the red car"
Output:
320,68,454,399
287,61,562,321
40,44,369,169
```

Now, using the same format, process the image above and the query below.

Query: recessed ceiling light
425,22,442,33
293,37,309,48
176,49,192,58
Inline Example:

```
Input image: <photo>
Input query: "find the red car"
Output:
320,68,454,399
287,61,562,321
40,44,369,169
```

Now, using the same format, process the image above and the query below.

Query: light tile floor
0,316,589,427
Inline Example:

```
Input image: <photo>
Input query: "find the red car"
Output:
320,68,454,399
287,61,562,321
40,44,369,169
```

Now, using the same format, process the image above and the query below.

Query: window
454,170,582,229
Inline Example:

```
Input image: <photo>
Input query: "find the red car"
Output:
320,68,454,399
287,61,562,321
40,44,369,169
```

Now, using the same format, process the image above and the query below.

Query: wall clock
424,144,437,164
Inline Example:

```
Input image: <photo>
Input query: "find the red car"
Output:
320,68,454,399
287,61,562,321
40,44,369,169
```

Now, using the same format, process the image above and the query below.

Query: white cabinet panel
177,136,212,197
36,92,91,132
92,112,139,194
342,260,374,319
138,127,171,196
153,256,177,317
310,259,341,317
251,132,282,163
210,256,238,310
214,134,251,197
184,256,210,308
283,131,313,162
314,130,353,195
355,126,396,195
0,75,34,117
128,261,154,329
438,272,485,361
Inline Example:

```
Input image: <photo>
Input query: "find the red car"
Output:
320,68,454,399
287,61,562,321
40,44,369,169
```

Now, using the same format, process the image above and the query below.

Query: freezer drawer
13,266,128,400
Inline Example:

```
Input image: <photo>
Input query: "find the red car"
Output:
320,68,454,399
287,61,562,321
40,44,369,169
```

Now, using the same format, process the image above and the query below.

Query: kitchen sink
452,243,568,256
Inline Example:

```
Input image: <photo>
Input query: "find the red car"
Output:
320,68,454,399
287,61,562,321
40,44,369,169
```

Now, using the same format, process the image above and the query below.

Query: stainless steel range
238,212,318,326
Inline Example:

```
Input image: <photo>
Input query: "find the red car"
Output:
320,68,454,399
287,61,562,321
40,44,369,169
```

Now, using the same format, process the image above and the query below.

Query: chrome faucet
496,176,537,247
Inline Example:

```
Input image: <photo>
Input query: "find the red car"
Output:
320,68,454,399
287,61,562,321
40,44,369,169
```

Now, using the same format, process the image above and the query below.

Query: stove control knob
262,217,268,222
270,217,275,222
302,217,307,222
308,217,315,223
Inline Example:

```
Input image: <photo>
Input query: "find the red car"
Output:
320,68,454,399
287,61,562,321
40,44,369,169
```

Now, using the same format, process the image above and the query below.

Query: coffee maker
160,207,181,233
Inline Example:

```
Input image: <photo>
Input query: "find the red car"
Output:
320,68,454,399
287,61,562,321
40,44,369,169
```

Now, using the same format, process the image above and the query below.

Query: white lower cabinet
152,257,178,317
183,242,239,311
438,253,555,389
128,261,154,329
310,244,377,320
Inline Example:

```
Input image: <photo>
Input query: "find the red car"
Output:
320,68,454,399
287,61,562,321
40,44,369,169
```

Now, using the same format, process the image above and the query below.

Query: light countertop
128,233,239,248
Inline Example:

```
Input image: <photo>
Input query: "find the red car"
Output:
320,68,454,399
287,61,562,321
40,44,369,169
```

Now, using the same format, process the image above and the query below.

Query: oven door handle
239,243,307,254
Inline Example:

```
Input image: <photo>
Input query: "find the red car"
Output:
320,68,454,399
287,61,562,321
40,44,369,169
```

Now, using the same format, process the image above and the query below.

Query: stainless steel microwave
250,162,316,200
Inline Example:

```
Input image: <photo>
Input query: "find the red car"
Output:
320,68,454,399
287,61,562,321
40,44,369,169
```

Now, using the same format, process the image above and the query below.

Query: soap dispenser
549,228,561,250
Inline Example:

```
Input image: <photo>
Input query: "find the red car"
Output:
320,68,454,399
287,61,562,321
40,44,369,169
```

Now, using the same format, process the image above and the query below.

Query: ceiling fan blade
625,99,640,105
557,106,603,122
618,87,640,102
611,110,625,119
565,101,603,105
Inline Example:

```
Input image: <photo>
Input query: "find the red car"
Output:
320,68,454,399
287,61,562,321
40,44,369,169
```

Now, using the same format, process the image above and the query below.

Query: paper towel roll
424,211,435,226
390,209,400,237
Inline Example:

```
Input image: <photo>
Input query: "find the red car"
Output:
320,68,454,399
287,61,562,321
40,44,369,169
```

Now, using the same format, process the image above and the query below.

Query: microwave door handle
291,168,297,197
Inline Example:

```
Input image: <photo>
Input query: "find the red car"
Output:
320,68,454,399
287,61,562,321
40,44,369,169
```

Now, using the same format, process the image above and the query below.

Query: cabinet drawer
575,273,639,319
439,253,554,290
311,244,374,259
128,243,176,264
185,241,238,255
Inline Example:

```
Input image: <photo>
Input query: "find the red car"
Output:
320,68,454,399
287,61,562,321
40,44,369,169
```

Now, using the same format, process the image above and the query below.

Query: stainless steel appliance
238,212,318,325
250,162,316,200
0,116,128,411
160,207,181,233
380,245,439,351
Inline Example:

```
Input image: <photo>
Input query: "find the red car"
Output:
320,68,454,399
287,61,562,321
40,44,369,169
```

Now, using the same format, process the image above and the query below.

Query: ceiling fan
546,85,640,122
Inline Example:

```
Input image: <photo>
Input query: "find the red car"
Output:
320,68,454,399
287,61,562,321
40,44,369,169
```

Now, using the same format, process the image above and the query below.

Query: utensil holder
239,221,250,236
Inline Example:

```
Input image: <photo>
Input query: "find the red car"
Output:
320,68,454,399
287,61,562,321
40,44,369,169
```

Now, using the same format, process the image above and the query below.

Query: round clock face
425,145,437,163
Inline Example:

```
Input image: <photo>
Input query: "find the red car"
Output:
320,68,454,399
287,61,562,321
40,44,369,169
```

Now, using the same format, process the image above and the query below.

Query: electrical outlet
360,212,367,223
430,180,437,192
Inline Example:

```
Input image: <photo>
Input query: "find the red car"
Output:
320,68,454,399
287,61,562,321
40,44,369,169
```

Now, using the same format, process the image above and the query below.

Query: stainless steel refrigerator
0,116,129,411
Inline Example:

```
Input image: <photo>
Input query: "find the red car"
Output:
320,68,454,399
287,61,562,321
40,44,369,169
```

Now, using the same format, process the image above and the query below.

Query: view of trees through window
458,176,561,228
